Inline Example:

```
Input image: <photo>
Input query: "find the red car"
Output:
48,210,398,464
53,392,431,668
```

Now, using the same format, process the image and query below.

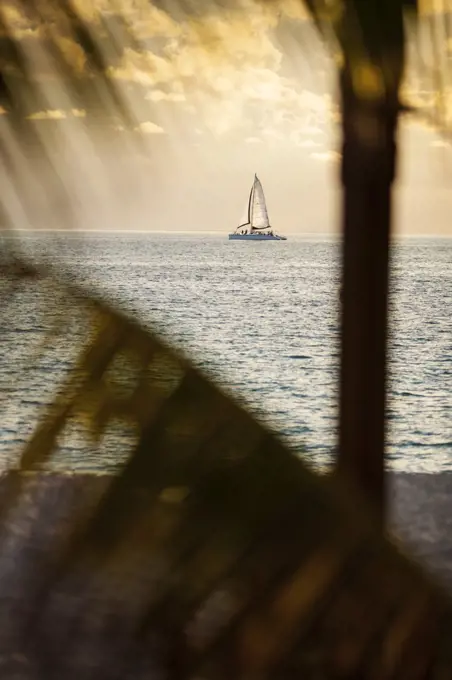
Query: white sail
250,175,269,229
238,195,251,228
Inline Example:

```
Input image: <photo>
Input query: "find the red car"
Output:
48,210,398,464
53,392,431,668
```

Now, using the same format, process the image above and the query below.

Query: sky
1,0,452,235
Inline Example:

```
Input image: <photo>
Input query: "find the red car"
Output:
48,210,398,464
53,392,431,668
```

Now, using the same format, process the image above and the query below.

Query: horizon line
1,229,451,239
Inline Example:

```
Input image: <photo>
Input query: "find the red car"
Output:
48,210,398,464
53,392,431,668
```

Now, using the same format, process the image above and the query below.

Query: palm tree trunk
336,1,407,525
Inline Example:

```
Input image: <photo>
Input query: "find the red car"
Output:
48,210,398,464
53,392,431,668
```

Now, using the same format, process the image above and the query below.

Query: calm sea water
1,233,451,473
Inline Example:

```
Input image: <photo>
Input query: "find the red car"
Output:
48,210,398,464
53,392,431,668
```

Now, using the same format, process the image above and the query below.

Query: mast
248,177,255,227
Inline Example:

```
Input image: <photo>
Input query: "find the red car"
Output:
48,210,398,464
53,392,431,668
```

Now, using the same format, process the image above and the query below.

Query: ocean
1,232,451,473
1,231,452,586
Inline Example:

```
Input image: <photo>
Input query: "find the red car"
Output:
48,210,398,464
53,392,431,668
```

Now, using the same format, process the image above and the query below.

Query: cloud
297,139,321,148
430,139,451,148
55,36,87,75
101,1,334,139
136,120,165,134
69,0,110,22
311,150,341,163
145,90,186,102
27,109,67,120
299,124,325,136
0,3,42,39
278,0,311,20
26,108,87,120
418,0,451,14
245,136,262,144
107,3,282,90
122,3,183,40
107,48,174,86
1,0,336,141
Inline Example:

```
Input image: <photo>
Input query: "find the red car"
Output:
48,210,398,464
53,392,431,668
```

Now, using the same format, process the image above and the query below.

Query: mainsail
250,174,270,229
238,174,270,230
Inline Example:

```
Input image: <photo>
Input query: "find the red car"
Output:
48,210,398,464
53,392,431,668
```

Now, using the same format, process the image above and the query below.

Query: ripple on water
0,234,451,474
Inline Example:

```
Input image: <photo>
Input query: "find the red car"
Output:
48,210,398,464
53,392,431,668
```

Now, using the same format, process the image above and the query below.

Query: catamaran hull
228,234,287,241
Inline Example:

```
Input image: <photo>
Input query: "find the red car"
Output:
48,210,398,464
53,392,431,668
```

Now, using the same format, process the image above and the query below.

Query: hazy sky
1,0,452,235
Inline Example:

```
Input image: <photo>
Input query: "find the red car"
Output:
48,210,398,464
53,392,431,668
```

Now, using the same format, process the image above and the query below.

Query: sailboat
228,174,287,241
